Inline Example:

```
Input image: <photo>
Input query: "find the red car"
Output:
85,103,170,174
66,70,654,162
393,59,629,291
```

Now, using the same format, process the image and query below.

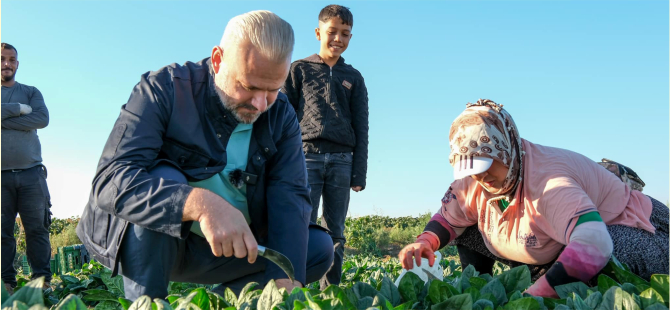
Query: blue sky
2,1,668,219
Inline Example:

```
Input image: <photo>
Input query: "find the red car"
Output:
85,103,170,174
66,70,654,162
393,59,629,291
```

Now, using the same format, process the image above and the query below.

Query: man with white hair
76,10,333,299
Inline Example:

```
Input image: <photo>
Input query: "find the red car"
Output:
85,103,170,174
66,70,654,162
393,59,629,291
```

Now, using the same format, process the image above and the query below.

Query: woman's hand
398,242,435,270
524,275,559,298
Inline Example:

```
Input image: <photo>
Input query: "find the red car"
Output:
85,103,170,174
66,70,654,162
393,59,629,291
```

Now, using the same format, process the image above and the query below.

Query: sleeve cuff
417,232,440,252
423,219,453,250
170,184,194,239
350,172,366,188
10,103,21,116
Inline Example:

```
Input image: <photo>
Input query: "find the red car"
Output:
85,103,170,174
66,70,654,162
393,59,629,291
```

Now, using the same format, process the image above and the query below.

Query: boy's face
315,16,352,60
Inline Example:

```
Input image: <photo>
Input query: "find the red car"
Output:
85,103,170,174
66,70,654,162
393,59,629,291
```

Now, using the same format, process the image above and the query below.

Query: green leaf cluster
3,252,668,310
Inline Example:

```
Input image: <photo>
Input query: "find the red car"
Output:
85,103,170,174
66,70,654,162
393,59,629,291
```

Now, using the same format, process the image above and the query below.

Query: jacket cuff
351,148,367,187
350,180,366,189
169,184,194,239
423,219,453,250
350,167,366,188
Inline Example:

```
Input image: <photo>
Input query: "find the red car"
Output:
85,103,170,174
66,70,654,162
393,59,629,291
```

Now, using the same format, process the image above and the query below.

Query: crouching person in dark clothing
76,10,333,300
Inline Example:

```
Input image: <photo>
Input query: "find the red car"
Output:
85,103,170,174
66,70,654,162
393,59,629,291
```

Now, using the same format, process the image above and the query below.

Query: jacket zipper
328,67,332,105
321,65,333,141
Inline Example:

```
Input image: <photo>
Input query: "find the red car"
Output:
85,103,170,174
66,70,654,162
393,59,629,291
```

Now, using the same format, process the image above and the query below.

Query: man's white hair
220,10,294,63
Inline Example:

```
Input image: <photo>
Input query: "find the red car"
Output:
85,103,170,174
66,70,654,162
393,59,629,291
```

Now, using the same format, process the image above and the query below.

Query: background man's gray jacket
1,82,49,170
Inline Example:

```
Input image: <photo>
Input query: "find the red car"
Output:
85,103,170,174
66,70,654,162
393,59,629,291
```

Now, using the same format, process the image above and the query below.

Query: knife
258,245,295,283
422,268,440,281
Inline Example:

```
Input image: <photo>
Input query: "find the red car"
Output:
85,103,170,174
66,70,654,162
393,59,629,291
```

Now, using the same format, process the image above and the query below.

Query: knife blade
422,268,440,282
257,245,295,283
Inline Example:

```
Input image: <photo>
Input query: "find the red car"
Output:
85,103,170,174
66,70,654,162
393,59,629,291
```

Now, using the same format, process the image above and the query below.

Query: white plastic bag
394,251,443,286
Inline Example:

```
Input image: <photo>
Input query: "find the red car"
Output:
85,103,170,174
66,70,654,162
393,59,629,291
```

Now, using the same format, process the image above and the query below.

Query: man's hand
183,188,258,263
351,186,363,192
19,103,32,115
398,241,435,270
275,278,302,292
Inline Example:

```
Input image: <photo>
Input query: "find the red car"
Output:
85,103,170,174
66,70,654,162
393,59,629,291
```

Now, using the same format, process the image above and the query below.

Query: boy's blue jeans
305,152,352,289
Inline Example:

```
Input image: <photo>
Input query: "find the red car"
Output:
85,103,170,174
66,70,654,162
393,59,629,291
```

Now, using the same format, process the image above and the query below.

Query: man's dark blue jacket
76,58,313,283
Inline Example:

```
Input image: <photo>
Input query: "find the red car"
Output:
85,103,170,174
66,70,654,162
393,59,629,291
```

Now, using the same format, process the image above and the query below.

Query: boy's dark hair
318,5,354,27
1,43,17,56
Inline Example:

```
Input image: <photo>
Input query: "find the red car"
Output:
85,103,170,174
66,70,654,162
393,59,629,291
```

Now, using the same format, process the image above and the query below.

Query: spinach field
3,215,668,310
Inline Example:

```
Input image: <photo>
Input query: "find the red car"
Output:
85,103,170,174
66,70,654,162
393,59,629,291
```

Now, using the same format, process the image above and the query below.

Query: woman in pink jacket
399,99,668,298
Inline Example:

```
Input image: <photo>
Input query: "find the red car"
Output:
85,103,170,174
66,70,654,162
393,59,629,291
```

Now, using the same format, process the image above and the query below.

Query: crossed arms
1,89,49,130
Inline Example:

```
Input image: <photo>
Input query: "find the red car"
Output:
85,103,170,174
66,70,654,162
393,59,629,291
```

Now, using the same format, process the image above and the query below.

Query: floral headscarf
448,99,525,198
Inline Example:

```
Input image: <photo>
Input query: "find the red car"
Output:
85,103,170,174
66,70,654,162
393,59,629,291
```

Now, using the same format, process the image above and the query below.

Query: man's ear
211,46,223,74
315,27,321,41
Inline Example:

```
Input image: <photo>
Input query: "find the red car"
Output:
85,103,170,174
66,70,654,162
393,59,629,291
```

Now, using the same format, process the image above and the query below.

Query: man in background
1,42,52,293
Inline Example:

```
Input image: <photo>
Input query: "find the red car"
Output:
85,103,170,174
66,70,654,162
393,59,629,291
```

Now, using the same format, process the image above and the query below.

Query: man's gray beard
214,83,260,124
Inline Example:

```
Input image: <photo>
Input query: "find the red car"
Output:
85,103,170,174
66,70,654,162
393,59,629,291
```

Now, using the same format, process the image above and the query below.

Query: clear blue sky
2,1,668,219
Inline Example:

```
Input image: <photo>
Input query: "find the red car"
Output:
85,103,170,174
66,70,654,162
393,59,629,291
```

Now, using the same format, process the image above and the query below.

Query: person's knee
123,223,176,250
117,223,177,299
308,228,334,271
119,223,178,268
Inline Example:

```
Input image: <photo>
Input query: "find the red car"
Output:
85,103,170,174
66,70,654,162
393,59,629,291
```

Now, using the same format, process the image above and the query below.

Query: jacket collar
205,58,239,125
206,58,219,99
301,54,346,67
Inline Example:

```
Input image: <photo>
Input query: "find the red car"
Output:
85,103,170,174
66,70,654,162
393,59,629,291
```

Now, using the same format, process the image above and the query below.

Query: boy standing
282,5,369,288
